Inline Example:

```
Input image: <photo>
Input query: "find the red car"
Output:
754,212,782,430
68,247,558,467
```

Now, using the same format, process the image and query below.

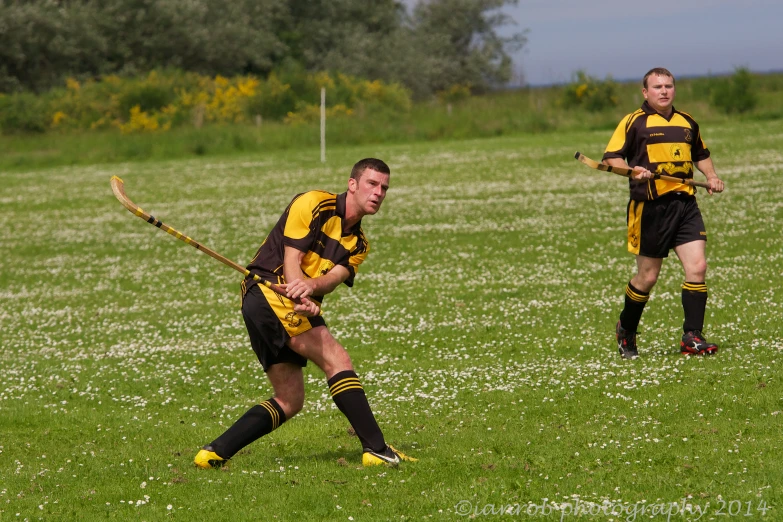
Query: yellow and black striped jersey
603,101,711,201
244,191,369,303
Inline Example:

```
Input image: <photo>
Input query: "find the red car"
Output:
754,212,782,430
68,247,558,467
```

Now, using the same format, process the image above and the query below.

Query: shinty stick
574,152,711,189
110,176,298,303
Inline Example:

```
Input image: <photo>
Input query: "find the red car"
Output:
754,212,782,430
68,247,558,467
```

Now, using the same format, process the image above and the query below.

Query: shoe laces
388,444,418,462
686,330,706,342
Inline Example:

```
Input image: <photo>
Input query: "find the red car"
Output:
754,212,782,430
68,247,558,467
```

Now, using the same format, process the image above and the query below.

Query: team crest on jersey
285,312,302,328
319,260,335,276
683,128,692,142
670,144,684,160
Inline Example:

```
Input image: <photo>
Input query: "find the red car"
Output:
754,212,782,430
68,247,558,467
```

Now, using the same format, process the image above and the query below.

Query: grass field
2,119,783,521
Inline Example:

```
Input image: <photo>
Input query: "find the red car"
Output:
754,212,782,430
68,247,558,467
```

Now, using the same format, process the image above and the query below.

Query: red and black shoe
680,330,718,356
616,321,638,359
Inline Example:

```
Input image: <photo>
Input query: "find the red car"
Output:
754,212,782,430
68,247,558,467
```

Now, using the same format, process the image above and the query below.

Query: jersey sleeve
343,232,369,287
603,114,635,161
282,193,316,252
690,124,711,162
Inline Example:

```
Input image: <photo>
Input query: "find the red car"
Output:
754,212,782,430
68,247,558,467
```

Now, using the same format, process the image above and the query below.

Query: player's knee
276,393,304,418
325,342,354,373
694,260,708,278
637,271,659,289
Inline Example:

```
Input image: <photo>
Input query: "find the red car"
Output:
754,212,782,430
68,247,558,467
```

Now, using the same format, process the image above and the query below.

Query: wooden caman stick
574,152,711,189
110,176,297,302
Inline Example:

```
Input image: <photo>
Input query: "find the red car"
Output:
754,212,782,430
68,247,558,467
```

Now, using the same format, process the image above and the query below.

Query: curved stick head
110,175,142,214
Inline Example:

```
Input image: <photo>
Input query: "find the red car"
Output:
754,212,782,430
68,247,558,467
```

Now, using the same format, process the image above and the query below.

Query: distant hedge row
0,69,412,134
560,68,760,115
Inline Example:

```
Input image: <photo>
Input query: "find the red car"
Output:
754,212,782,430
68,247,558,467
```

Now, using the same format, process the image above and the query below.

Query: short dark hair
643,67,675,88
350,158,390,180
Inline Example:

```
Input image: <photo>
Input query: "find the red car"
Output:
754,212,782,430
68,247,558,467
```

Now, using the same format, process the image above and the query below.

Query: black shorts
626,192,707,258
241,283,326,372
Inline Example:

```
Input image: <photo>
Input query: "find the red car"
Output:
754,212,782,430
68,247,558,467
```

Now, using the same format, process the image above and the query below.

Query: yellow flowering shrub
244,73,297,120
4,68,412,134
204,76,259,123
284,103,353,125
119,105,172,134
436,84,471,104
563,71,619,112
312,71,336,91
65,77,81,92
51,111,67,127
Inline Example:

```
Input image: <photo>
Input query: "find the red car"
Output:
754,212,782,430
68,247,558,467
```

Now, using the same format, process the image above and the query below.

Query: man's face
643,74,676,113
349,168,390,216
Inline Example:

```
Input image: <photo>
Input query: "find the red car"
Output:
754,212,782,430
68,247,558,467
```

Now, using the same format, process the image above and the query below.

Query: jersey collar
642,100,677,120
336,192,362,236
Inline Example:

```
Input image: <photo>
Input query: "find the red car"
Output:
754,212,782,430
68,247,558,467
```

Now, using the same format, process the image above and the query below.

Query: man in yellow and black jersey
242,187,370,333
194,158,415,469
603,67,725,359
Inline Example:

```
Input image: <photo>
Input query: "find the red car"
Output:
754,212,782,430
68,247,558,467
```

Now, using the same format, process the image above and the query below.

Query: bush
118,83,175,115
284,103,353,125
244,73,298,120
436,84,472,105
562,71,619,112
0,92,49,134
0,68,413,134
711,68,758,114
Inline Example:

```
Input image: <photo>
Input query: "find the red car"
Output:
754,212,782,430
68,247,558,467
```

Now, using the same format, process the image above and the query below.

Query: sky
499,0,783,85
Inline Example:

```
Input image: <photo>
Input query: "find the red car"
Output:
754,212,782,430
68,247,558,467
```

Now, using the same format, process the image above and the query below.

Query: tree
0,0,289,92
0,0,527,98
93,0,288,77
0,1,108,92
711,67,758,114
406,0,526,96
280,0,527,99
280,1,408,79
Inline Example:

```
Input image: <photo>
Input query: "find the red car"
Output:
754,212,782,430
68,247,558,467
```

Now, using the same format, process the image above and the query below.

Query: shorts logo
285,312,302,328
630,233,640,248
684,129,692,142
700,231,707,236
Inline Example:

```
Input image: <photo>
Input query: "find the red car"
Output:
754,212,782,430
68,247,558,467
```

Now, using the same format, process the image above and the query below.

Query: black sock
682,281,708,332
327,370,386,453
209,398,286,459
619,282,649,332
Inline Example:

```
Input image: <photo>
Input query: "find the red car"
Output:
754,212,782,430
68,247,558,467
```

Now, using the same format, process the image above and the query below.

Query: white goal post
320,87,326,163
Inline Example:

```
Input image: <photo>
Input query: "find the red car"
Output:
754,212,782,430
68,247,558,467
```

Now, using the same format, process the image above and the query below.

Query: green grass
2,120,783,521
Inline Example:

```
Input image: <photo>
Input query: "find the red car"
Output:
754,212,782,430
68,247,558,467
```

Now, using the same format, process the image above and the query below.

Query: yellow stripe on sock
330,381,363,396
331,385,364,396
625,286,649,303
330,378,363,396
259,401,279,429
682,283,708,292
329,377,361,393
